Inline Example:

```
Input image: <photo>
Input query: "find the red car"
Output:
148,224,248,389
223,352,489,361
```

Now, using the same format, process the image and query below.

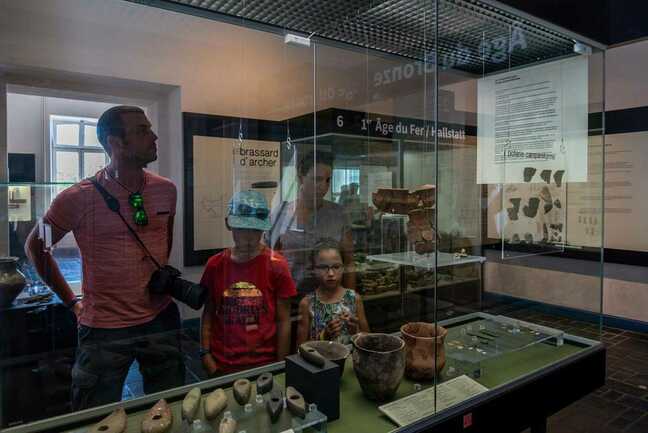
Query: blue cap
227,190,271,231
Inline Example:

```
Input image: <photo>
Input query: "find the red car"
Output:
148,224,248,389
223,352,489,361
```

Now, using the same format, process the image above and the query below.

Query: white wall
7,93,118,182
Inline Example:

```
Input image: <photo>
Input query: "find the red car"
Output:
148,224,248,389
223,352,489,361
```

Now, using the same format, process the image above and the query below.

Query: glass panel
83,151,107,177
55,122,80,146
55,151,79,182
84,125,101,147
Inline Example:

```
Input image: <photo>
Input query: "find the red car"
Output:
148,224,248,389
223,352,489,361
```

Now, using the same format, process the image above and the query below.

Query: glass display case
0,0,606,433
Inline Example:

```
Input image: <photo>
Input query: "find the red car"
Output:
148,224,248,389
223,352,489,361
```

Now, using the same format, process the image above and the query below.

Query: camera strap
88,176,162,270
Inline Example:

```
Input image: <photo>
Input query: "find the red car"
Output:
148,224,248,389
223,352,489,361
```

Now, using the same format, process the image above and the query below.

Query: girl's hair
310,238,342,266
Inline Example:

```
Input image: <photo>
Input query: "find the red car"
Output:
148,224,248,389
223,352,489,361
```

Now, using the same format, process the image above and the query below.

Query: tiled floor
117,312,648,433
509,311,648,433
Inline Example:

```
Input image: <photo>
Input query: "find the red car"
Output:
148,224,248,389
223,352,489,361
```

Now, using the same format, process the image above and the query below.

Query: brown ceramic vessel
352,333,405,401
400,322,448,381
0,257,26,308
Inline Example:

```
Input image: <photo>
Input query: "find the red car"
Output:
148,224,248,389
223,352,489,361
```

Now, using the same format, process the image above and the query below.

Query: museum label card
378,375,489,427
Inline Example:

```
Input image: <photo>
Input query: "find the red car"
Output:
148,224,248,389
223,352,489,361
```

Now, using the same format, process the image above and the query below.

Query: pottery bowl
302,340,350,375
352,333,405,401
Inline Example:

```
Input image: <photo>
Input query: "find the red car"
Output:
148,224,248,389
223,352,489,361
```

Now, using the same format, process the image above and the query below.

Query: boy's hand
324,318,344,340
202,353,220,377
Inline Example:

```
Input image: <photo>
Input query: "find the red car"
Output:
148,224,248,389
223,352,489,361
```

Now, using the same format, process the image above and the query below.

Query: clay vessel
89,408,127,433
0,257,26,308
141,399,173,433
302,340,350,376
352,333,405,401
400,322,448,380
411,185,436,208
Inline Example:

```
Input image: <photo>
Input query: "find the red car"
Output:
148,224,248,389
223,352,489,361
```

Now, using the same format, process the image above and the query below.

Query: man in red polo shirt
25,106,183,410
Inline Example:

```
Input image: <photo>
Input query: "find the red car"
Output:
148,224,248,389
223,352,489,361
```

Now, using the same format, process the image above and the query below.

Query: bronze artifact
256,372,274,394
298,343,326,368
182,387,202,422
266,388,284,423
352,333,405,402
233,378,251,405
302,340,350,375
90,408,127,433
0,257,27,308
400,322,448,380
286,386,307,418
141,399,173,433
204,388,227,420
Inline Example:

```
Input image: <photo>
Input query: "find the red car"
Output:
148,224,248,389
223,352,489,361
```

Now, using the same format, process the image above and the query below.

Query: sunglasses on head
129,192,148,226
230,203,269,220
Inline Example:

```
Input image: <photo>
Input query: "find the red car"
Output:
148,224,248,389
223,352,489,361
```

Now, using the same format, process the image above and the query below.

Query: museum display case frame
1,0,607,432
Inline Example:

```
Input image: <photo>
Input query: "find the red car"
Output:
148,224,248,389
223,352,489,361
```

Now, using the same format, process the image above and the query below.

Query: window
332,167,360,202
51,116,108,182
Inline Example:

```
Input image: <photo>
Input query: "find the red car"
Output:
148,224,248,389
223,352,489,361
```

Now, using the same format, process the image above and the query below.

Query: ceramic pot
400,322,448,381
0,257,26,308
411,185,436,208
352,333,405,401
302,340,350,376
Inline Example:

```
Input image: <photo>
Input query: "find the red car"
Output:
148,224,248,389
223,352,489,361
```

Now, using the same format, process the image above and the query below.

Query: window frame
50,115,108,183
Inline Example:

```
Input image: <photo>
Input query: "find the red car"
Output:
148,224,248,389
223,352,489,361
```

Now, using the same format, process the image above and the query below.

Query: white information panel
193,136,280,251
477,56,588,185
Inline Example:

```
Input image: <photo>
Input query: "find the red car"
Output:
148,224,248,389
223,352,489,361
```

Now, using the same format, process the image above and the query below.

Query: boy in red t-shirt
200,191,297,375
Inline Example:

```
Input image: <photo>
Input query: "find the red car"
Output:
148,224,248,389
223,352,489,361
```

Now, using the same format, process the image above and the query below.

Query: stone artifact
90,408,127,433
204,389,227,420
218,415,237,433
298,343,326,368
352,333,405,401
0,257,27,308
540,169,552,184
286,386,307,418
182,387,202,422
554,170,564,187
302,341,350,375
141,399,173,433
256,372,274,394
233,379,251,405
266,388,284,423
400,322,448,380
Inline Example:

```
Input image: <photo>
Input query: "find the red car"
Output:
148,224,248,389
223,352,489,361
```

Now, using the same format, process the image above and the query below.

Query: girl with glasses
296,238,369,345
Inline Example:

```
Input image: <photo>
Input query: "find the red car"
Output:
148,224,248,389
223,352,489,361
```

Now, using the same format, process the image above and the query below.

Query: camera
148,265,207,310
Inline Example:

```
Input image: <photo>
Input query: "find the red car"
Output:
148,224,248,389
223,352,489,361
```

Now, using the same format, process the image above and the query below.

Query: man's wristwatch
65,298,79,310
199,348,211,358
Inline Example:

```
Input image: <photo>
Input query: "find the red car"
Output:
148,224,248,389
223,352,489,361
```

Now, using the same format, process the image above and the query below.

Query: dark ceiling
128,0,578,75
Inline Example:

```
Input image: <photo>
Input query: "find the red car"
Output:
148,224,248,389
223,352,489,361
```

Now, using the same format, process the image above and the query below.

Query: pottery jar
400,322,448,380
352,333,405,401
0,257,27,308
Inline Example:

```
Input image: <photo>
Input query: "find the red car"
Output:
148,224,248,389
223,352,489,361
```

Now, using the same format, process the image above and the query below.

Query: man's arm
296,297,311,347
24,220,78,313
276,298,292,360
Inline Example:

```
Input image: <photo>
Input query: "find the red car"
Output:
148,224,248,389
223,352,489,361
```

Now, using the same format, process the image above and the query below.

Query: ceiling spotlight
285,32,312,47
573,41,592,56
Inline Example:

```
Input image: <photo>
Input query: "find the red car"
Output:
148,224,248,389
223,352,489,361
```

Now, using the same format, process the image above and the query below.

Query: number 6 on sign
336,115,344,128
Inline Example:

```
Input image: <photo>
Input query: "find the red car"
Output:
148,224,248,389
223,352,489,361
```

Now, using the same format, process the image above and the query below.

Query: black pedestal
284,354,340,421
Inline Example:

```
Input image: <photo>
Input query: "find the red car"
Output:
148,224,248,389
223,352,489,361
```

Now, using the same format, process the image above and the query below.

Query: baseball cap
227,190,271,231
